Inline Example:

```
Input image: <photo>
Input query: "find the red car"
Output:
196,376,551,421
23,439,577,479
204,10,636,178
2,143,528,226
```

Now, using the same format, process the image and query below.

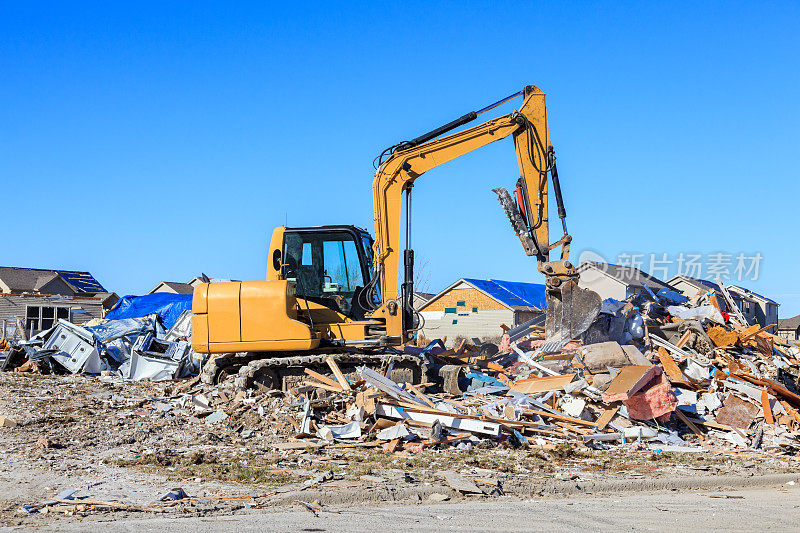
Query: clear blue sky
2,2,799,316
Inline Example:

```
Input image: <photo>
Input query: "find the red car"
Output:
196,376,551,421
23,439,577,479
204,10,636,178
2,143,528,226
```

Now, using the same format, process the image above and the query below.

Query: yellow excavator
192,85,601,389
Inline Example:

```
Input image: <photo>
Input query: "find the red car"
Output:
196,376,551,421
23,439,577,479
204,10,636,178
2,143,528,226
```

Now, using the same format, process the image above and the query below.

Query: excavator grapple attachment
542,278,602,353
493,187,601,352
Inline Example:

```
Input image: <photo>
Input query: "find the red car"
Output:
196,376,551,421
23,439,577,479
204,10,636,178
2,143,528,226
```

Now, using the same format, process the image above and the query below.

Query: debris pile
244,285,800,457
0,310,202,381
1,279,799,460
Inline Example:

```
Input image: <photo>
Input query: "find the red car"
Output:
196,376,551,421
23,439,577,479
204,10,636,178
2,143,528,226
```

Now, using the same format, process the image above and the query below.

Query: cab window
283,231,367,316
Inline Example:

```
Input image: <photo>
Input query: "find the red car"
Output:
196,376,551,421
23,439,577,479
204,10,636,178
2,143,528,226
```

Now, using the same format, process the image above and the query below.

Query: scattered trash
159,488,190,501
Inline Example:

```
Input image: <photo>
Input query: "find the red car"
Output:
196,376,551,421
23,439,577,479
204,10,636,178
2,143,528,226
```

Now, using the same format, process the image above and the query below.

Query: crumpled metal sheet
41,320,105,374
86,316,164,363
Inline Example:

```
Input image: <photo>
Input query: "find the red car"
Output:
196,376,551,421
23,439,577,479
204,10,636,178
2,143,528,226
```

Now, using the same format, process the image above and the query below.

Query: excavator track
201,351,424,392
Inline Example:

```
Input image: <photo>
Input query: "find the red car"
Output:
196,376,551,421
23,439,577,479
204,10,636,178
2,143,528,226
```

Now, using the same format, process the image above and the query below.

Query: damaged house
577,261,676,301
667,275,778,328
148,276,207,295
778,314,800,341
418,278,545,346
0,267,118,339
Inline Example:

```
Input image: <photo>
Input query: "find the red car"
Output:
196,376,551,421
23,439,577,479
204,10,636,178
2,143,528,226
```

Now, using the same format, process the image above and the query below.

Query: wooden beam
302,380,343,393
407,383,436,409
596,406,619,431
325,356,352,391
674,409,705,441
304,368,342,390
761,389,775,424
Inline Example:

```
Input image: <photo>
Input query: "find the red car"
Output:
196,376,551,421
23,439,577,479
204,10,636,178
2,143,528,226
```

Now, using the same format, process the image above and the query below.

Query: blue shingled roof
55,270,106,293
463,278,547,310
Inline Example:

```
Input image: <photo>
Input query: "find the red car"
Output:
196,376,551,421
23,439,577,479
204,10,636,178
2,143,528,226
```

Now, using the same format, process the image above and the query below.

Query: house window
25,306,70,332
456,301,466,307
444,307,457,314
472,307,478,313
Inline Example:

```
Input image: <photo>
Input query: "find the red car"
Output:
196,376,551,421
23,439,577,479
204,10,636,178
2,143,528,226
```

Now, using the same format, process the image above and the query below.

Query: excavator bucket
492,186,601,352
541,279,602,353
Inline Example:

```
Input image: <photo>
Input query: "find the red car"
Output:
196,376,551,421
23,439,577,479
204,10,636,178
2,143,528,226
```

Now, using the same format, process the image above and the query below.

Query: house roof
779,314,800,330
0,266,106,294
413,291,435,301
729,285,779,306
578,262,674,290
149,281,195,295
668,275,757,303
421,278,547,313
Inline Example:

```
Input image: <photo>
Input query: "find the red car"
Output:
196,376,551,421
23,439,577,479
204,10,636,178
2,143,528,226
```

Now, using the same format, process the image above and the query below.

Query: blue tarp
106,293,192,329
463,278,547,310
657,288,689,304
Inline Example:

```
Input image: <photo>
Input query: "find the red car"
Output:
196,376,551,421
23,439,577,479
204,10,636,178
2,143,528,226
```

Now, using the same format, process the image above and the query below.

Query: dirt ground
16,485,800,532
1,372,798,529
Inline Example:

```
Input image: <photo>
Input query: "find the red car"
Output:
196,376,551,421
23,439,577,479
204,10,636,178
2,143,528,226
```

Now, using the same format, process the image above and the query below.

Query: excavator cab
276,225,378,320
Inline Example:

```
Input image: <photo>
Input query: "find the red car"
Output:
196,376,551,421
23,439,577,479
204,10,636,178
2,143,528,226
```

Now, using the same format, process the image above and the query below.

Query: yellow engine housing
192,280,321,353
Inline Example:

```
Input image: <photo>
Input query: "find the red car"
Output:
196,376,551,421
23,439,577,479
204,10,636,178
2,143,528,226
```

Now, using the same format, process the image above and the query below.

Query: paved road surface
19,484,800,532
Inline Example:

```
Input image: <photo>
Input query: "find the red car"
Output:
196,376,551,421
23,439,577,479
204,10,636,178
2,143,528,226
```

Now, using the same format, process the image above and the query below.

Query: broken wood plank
740,324,777,342
521,408,599,427
325,356,352,391
602,366,659,402
674,409,705,441
302,380,344,393
761,389,775,424
304,368,343,390
657,348,690,385
407,383,436,409
675,329,693,349
509,373,576,394
595,406,619,431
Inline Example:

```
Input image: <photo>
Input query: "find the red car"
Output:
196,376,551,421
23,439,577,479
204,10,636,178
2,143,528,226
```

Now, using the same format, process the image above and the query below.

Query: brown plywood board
510,373,576,394
602,365,659,402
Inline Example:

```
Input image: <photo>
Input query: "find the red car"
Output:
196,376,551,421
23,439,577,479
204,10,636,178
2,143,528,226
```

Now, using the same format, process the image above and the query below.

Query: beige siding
421,309,514,347
577,272,626,301
423,283,508,312
670,279,704,299
0,294,105,337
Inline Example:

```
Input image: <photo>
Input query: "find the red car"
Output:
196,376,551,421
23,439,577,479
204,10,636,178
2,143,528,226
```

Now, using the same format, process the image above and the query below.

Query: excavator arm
370,85,601,350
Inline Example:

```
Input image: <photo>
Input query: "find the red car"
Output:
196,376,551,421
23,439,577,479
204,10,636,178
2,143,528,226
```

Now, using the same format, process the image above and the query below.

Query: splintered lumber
733,374,800,408
407,383,436,408
595,406,619,431
510,373,576,394
675,329,693,349
657,348,684,380
706,326,739,348
325,356,352,391
302,380,343,393
673,409,705,441
761,389,775,424
602,366,659,402
304,368,342,390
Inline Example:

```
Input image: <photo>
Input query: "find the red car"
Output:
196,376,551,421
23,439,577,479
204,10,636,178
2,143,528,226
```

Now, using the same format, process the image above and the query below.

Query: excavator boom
370,85,601,350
